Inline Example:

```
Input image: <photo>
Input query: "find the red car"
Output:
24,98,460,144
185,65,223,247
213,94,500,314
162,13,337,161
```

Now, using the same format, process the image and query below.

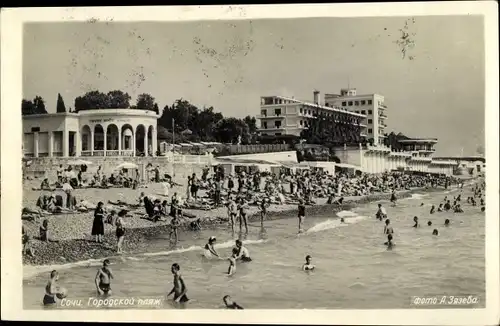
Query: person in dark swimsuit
92,202,105,243
430,205,435,214
432,229,439,236
43,270,59,305
384,234,394,250
298,199,306,233
115,210,126,254
390,190,397,206
235,239,252,262
444,219,450,226
167,263,189,303
427,221,432,226
413,216,419,228
223,295,244,309
95,259,114,296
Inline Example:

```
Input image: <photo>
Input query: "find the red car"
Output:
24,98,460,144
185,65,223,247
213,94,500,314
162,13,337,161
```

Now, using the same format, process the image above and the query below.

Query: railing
24,153,34,158
93,150,105,156
38,153,49,157
107,150,119,156
121,150,134,157
81,151,92,157
53,152,63,157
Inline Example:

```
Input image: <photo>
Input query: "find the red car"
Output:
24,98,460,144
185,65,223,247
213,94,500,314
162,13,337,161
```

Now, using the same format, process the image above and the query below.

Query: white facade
324,88,386,145
23,109,159,158
258,93,367,137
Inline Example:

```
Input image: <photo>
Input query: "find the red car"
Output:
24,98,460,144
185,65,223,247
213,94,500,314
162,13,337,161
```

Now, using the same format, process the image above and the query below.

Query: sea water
23,187,485,309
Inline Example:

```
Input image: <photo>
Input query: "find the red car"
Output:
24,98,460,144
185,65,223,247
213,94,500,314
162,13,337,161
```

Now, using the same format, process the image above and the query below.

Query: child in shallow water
227,247,239,275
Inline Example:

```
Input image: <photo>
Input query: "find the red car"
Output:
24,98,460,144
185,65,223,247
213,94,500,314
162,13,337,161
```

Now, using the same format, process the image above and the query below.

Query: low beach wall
23,188,423,268
24,156,210,180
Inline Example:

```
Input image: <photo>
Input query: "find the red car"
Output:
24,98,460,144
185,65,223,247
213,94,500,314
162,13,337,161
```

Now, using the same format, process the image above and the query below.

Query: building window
368,110,372,115
300,120,303,126
275,108,282,116
300,108,303,114
355,101,359,106
308,110,311,115
263,122,268,129
261,110,267,117
361,110,366,114
361,100,366,105
31,127,41,132
348,101,353,106
275,121,282,128
355,111,359,114
368,128,373,134
275,133,282,136
342,101,347,106
368,119,373,124
368,100,372,105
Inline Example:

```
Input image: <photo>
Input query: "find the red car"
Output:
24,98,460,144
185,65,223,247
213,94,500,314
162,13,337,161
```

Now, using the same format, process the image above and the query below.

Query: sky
23,16,485,156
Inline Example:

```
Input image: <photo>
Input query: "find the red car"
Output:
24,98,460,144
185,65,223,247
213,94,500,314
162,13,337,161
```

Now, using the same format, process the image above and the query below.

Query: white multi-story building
258,91,367,138
324,88,387,145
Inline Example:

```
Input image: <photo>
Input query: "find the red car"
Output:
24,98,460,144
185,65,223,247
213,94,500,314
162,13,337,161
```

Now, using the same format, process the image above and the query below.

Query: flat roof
398,138,438,143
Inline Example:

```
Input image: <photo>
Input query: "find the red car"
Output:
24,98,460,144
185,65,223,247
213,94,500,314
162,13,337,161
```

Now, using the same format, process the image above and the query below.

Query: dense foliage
383,131,410,151
22,96,47,115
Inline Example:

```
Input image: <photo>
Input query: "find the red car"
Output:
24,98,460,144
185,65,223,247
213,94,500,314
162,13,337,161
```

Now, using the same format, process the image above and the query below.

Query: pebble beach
22,178,423,267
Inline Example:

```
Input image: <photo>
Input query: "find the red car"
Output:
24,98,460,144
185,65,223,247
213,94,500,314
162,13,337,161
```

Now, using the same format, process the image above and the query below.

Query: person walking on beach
298,199,306,233
167,263,189,303
95,259,114,296
115,210,126,254
92,202,105,243
227,198,238,232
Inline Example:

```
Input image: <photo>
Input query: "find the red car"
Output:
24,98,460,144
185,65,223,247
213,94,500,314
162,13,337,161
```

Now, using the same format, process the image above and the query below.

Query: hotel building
324,88,387,145
258,91,367,138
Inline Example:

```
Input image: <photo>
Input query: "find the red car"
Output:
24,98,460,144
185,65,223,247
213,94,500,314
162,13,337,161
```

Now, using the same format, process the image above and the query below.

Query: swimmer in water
427,221,432,226
432,229,439,236
298,199,306,233
235,239,252,262
444,219,450,226
454,204,464,213
95,259,114,296
302,255,315,271
167,263,189,303
384,219,394,235
481,206,485,212
43,270,59,305
340,218,345,223
444,200,451,211
430,205,435,214
204,236,221,259
227,248,238,275
384,234,394,249
223,295,244,309
420,203,424,207
437,203,443,212
413,216,419,228
376,203,387,221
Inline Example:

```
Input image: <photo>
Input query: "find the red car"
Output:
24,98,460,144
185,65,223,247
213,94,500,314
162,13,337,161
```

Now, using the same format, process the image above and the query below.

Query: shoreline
22,186,442,274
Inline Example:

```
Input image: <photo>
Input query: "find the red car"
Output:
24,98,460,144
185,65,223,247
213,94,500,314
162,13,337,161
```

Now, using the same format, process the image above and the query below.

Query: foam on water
23,258,105,279
305,211,368,233
336,210,359,218
143,239,267,257
408,193,427,200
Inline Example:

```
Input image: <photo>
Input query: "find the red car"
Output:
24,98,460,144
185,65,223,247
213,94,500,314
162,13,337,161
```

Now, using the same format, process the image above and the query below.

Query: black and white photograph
1,3,499,325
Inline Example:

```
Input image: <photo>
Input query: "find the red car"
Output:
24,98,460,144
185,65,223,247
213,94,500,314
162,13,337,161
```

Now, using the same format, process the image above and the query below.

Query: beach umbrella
116,162,138,170
67,159,93,166
62,183,73,191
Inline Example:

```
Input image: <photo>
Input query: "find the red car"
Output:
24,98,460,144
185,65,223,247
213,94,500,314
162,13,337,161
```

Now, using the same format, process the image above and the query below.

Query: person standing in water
43,270,60,305
227,198,238,233
302,255,315,271
227,247,238,275
167,263,189,303
238,198,249,234
115,210,126,254
298,199,306,233
384,219,394,235
376,203,387,220
430,205,436,214
95,259,114,296
384,234,394,250
259,198,269,227
204,236,221,259
235,239,252,262
390,190,397,206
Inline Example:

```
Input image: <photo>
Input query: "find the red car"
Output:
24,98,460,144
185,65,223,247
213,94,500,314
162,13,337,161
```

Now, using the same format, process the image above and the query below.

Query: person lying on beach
227,248,238,275
22,226,35,257
22,207,45,221
223,295,244,309
167,263,189,303
302,255,315,271
95,259,114,296
40,219,59,242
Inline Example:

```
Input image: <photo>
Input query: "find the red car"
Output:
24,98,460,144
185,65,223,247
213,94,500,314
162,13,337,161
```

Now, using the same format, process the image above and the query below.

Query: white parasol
116,162,139,170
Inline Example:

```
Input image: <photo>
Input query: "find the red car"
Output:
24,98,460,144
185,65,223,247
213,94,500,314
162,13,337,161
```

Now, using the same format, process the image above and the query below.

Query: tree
136,93,156,111
22,96,47,115
243,115,258,134
74,91,109,111
214,117,251,144
107,90,131,109
56,93,67,113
